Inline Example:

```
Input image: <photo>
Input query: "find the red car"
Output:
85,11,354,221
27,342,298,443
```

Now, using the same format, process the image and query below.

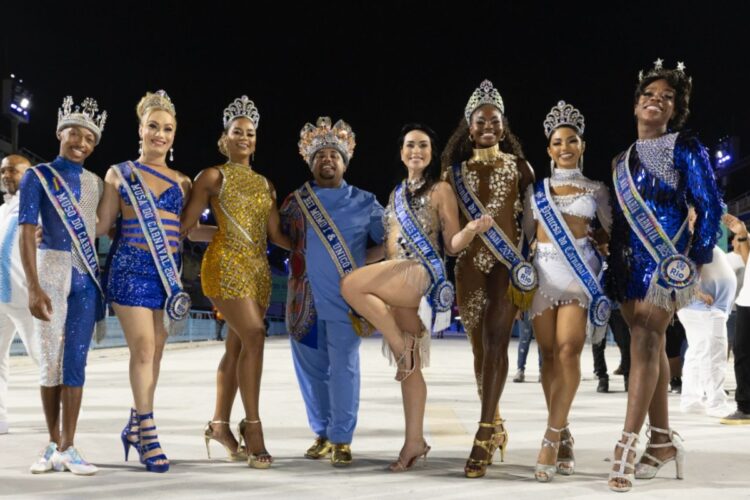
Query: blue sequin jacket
605,132,722,304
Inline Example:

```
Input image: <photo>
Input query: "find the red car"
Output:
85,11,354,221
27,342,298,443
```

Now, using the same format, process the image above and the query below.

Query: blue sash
113,162,190,321
532,180,611,330
614,146,696,293
394,181,453,332
33,165,104,297
449,162,537,310
294,182,375,337
33,164,106,336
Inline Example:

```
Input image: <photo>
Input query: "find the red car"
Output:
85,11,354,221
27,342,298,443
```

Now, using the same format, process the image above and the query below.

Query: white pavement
0,336,748,499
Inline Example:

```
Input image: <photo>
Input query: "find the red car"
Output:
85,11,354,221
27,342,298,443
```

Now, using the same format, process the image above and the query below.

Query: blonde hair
136,91,176,123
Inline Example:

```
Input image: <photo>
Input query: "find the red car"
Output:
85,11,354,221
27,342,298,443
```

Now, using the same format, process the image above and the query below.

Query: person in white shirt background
0,154,40,435
720,213,750,424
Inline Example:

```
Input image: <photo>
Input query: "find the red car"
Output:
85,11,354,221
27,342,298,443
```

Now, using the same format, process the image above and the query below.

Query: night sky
2,2,749,204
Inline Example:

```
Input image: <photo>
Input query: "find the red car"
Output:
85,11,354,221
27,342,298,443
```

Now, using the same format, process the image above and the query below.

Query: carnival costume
605,106,721,310
106,163,183,309
525,101,612,341
281,117,384,449
202,97,272,305
380,181,447,367
18,97,106,388
447,80,535,392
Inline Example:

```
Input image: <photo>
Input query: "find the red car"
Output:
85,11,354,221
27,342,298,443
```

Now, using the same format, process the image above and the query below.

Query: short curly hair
635,70,692,130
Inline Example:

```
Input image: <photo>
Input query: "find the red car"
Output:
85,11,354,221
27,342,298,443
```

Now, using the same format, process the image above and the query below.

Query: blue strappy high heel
137,412,170,473
120,407,140,461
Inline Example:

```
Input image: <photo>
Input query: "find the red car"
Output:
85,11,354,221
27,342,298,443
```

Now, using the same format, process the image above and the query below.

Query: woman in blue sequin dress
97,91,192,473
604,62,722,492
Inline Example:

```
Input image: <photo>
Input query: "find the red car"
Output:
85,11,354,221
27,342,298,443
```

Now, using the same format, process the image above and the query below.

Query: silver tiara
638,58,689,82
543,100,585,138
464,79,505,124
57,96,107,144
223,95,260,129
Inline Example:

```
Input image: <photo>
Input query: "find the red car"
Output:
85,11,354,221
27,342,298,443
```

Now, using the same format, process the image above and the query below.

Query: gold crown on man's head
298,117,356,167
57,96,107,144
464,79,505,124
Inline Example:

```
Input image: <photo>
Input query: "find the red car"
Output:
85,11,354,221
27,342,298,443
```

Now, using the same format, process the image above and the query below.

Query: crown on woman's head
57,96,107,144
298,117,356,167
138,90,176,119
543,100,585,138
223,95,260,129
638,58,691,83
464,79,505,124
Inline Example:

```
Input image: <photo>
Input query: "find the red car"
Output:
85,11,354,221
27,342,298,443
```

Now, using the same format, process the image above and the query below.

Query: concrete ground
1,336,747,499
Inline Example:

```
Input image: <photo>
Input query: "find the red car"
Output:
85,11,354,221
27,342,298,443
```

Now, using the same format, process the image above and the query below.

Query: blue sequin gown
605,132,722,310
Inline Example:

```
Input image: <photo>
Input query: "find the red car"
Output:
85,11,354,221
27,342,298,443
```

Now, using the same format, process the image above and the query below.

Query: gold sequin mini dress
201,163,272,307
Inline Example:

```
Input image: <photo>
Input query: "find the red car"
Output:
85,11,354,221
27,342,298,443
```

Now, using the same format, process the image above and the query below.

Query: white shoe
29,442,59,474
54,446,98,475
0,421,8,434
679,402,705,414
706,404,735,418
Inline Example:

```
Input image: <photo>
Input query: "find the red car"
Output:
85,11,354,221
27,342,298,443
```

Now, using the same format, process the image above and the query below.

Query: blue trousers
290,319,361,444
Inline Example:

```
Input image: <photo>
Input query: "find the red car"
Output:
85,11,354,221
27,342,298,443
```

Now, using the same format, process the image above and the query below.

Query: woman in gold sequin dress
441,80,535,478
181,96,290,469
341,124,491,472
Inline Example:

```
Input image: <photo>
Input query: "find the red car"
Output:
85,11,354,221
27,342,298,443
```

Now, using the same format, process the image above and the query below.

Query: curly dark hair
635,69,693,130
440,113,525,178
396,123,441,199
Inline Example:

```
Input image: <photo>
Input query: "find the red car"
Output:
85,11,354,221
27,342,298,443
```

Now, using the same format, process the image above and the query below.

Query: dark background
2,1,749,204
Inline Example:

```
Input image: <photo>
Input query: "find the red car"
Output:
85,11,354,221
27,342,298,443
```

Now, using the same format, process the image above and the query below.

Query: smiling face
311,148,346,187
400,129,432,177
469,104,504,148
139,109,176,160
57,126,97,164
547,126,585,170
224,117,257,162
634,78,675,130
0,155,31,195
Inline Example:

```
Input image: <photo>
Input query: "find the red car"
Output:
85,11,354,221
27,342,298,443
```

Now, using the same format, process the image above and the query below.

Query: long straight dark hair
397,123,441,199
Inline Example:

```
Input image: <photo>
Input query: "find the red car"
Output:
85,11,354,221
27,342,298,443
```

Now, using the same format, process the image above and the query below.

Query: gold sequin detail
460,287,487,336
484,153,517,217
201,163,272,307
472,247,495,275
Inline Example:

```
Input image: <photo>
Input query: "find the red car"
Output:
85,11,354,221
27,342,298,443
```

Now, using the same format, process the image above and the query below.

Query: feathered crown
56,96,107,144
137,90,176,119
638,58,691,83
543,100,585,138
223,95,260,129
298,117,356,166
464,79,505,124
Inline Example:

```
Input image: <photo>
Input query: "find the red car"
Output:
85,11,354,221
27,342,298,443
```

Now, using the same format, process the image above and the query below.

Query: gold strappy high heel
238,419,273,469
464,421,497,478
489,417,508,464
203,420,247,461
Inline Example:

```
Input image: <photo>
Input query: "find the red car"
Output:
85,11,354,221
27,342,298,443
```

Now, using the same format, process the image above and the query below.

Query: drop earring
138,140,143,156
578,154,584,172
170,148,174,162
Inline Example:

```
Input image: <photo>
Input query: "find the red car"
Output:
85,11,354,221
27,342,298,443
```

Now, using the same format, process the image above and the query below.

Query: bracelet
738,236,748,242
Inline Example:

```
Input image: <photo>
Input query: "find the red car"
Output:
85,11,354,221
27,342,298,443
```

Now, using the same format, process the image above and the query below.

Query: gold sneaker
305,437,332,459
330,443,352,467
